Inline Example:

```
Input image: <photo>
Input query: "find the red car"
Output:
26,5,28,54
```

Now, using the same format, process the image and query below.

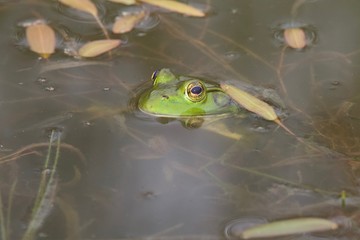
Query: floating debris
107,0,136,4
26,22,56,59
220,83,303,141
220,83,278,121
78,39,121,57
224,217,268,239
284,27,306,49
59,0,98,17
39,60,112,74
138,0,205,17
112,11,146,34
273,22,317,49
240,217,338,239
59,0,109,38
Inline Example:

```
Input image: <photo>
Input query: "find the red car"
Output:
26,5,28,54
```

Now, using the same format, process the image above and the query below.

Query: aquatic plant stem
6,180,17,240
29,132,55,217
0,142,86,166
0,189,7,240
22,131,61,240
94,16,110,39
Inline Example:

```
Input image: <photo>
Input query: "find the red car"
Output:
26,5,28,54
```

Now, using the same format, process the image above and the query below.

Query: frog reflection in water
137,69,284,128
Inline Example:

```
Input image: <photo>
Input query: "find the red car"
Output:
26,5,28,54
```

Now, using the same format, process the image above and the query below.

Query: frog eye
186,81,206,102
151,70,159,81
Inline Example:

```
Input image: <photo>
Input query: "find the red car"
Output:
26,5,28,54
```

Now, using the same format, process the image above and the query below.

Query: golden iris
186,81,206,102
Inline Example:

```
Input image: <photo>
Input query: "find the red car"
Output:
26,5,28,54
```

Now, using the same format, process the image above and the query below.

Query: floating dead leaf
59,0,109,38
284,27,306,49
220,83,278,121
59,0,98,16
240,218,338,239
138,0,205,17
107,0,136,4
222,83,320,151
112,11,146,34
26,22,56,59
78,39,121,57
220,83,304,141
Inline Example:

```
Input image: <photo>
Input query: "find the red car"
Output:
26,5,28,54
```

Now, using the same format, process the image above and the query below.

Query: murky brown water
0,1,359,239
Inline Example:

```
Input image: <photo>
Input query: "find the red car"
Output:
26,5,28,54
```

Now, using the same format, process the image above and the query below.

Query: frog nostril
162,95,169,99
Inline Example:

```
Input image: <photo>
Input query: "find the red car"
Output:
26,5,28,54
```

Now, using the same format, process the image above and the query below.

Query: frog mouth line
137,106,235,119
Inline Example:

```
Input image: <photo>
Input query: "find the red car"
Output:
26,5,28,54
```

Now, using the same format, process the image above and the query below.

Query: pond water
0,0,360,240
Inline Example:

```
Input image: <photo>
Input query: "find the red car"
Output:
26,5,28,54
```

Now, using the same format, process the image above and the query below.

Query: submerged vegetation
0,130,84,240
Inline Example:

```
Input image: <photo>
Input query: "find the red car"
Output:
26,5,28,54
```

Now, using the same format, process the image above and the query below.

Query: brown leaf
26,22,56,59
241,218,338,239
107,0,136,4
112,11,146,34
59,0,110,38
220,83,278,121
138,0,205,17
284,28,306,49
221,83,319,150
78,39,121,57
59,0,98,17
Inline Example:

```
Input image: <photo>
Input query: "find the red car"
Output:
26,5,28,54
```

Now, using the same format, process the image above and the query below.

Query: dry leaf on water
220,83,278,121
220,83,319,150
138,0,205,17
240,218,338,239
112,11,146,34
107,0,136,4
59,0,109,38
26,22,56,59
59,0,98,16
78,39,121,57
284,28,306,49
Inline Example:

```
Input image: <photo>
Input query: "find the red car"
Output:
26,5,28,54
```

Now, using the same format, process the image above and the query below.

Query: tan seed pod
284,27,306,49
78,39,121,57
26,22,56,59
112,11,146,34
220,83,278,121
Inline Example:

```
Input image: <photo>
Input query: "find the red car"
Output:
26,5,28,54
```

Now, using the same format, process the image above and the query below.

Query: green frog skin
137,69,240,118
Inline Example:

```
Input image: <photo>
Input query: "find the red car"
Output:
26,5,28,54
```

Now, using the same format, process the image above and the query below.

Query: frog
138,69,241,117
137,68,285,128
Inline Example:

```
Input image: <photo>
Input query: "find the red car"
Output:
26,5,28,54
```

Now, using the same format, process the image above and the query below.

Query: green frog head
137,69,240,118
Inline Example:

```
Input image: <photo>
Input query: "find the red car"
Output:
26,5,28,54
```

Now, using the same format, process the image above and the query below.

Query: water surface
0,1,359,239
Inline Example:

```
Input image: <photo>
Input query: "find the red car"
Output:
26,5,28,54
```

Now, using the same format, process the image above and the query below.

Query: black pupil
191,85,202,95
152,70,158,80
